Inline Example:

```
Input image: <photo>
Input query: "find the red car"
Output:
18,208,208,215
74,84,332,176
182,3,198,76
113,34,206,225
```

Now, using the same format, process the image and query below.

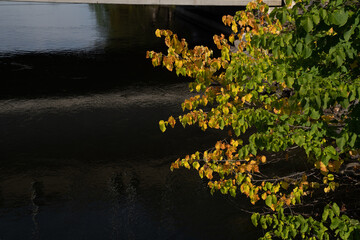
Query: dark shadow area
0,2,263,240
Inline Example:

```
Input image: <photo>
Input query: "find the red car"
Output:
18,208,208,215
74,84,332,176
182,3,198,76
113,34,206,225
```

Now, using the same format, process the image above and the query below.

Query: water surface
0,2,259,239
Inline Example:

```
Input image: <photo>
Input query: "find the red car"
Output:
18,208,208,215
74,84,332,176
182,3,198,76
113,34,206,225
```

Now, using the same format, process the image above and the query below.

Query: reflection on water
0,2,102,53
89,5,176,52
0,2,239,55
0,2,259,239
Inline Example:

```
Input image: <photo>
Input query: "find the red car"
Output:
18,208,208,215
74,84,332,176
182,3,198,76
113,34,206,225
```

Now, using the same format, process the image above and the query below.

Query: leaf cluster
147,0,360,238
252,203,360,240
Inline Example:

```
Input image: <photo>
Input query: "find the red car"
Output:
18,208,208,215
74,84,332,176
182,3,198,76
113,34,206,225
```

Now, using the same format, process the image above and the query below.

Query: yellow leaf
183,161,190,169
229,34,235,44
273,184,280,193
231,22,238,33
242,93,253,103
202,96,208,106
196,84,201,92
199,167,204,178
241,183,250,196
192,162,200,170
258,86,265,92
159,120,166,132
231,139,239,147
155,29,161,37
203,151,208,161
261,192,267,200
326,27,335,36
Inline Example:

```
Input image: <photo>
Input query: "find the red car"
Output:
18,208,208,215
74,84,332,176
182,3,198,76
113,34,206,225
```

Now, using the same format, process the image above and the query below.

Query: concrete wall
10,0,282,6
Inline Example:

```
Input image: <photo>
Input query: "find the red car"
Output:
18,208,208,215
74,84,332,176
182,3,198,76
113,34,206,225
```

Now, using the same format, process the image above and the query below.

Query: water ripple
0,83,192,114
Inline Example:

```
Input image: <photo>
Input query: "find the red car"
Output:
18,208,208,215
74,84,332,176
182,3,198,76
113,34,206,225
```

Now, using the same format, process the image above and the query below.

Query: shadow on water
0,3,241,98
0,2,262,239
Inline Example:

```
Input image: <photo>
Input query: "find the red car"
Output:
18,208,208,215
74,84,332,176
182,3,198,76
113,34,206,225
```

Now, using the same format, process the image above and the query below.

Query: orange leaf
168,116,176,128
205,168,213,180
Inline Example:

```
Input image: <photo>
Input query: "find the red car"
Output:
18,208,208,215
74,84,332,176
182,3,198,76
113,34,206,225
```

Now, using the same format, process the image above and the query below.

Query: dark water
0,2,260,239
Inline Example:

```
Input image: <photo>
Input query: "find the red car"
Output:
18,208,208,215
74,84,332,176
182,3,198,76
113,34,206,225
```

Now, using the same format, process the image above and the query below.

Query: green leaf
305,33,312,45
330,217,342,230
219,118,225,130
341,98,350,109
324,232,330,240
275,70,282,81
286,77,294,88
300,222,309,233
284,33,292,44
336,136,346,151
236,174,246,185
250,143,257,156
326,145,337,156
330,9,348,26
344,29,352,41
310,110,320,120
251,213,260,227
344,17,359,41
280,114,289,121
296,42,303,55
349,134,357,147
320,8,327,20
272,195,277,204
287,45,293,56
273,46,279,58
322,208,330,221
315,95,321,108
294,135,305,146
304,45,312,58
323,92,329,110
336,55,344,67
265,195,273,208
301,16,314,32
312,14,320,25
260,217,268,229
290,224,297,238
235,127,241,137
230,187,236,197
332,203,340,216
281,10,287,25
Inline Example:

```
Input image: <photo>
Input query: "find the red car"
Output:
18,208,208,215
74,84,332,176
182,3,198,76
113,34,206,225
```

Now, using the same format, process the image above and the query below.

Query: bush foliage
147,0,360,239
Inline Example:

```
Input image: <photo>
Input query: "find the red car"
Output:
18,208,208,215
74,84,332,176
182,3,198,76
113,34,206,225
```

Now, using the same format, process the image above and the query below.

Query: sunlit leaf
159,120,166,132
